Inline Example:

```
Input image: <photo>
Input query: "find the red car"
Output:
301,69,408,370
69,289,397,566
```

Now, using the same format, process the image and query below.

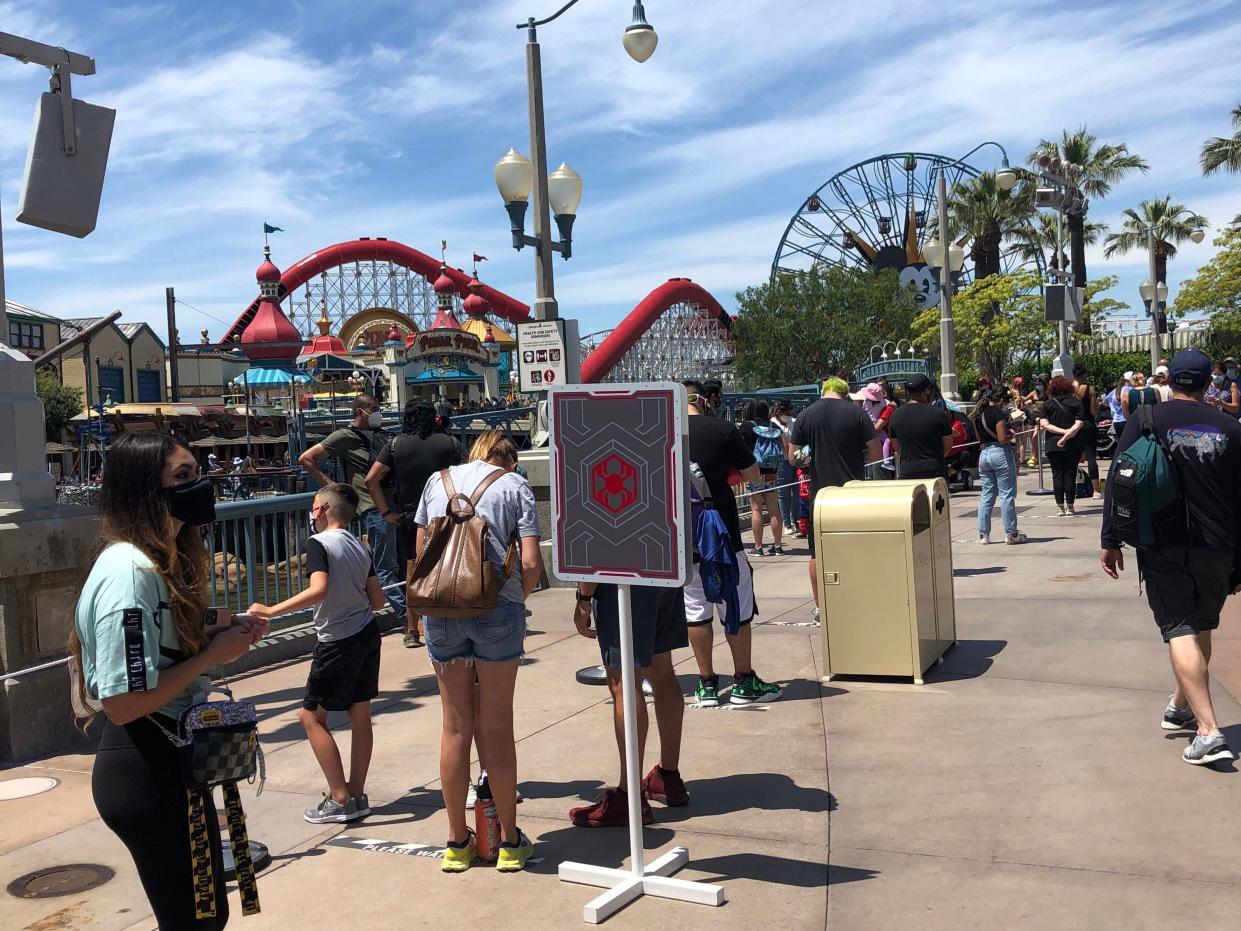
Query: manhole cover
0,776,59,801
7,864,114,899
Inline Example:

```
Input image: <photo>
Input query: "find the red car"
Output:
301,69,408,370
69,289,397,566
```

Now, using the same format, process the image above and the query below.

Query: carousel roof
461,316,515,349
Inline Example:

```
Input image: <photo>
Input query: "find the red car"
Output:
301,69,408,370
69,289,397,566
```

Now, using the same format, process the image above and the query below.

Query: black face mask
166,477,216,526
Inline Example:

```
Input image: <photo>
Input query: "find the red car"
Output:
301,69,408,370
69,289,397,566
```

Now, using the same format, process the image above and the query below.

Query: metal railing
205,492,318,626
291,406,536,463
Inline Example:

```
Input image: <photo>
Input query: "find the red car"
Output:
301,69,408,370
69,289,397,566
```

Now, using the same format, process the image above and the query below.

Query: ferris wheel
771,151,1040,312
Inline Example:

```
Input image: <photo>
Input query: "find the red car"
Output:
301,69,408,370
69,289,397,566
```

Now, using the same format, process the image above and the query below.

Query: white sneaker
978,533,990,545
465,781,478,811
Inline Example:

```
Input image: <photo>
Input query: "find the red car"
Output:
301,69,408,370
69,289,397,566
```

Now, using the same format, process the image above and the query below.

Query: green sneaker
694,676,720,707
729,672,783,705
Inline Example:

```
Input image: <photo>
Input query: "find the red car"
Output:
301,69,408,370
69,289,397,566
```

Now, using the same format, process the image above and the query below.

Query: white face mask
367,411,384,429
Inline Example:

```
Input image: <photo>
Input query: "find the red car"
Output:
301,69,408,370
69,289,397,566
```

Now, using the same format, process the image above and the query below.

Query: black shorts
1138,548,1235,643
304,620,382,711
591,584,688,669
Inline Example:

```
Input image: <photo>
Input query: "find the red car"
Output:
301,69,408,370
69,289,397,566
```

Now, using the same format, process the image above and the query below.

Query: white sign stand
550,383,725,922
557,582,726,922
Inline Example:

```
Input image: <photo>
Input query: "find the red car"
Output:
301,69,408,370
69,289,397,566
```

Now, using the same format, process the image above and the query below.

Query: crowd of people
63,348,1241,927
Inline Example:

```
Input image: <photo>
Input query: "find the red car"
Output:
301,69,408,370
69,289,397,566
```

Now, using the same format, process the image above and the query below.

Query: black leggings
1046,450,1078,507
93,717,229,929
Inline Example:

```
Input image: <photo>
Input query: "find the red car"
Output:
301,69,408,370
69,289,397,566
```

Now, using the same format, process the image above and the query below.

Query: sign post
517,318,580,392
549,383,724,924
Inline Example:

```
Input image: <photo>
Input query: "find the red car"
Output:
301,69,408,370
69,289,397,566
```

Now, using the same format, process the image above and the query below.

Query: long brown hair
68,432,211,721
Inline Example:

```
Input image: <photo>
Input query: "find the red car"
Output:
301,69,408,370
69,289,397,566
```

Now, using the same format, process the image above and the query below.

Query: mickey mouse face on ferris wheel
897,264,941,308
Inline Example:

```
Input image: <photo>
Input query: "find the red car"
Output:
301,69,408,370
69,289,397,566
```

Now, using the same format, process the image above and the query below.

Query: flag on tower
263,223,284,234
473,254,488,264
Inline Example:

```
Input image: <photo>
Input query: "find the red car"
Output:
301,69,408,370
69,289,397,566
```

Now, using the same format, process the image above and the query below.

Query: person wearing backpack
364,400,464,648
1101,349,1241,767
739,399,786,556
299,394,406,620
411,435,542,871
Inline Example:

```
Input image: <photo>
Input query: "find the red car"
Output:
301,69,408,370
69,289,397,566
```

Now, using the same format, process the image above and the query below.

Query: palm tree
945,171,1034,280
1102,197,1209,285
1200,104,1241,175
1013,212,1107,275
1028,128,1149,291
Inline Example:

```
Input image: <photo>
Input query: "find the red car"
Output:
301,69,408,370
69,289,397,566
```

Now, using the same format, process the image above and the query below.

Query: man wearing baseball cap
888,374,953,480
1101,349,1241,766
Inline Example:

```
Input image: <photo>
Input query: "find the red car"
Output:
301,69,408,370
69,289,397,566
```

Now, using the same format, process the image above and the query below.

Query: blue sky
2,0,1240,347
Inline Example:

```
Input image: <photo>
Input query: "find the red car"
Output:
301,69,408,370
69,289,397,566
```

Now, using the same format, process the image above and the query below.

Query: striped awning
407,367,481,384
233,368,313,387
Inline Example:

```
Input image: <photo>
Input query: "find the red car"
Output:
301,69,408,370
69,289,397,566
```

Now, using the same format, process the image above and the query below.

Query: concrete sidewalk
4,469,1241,930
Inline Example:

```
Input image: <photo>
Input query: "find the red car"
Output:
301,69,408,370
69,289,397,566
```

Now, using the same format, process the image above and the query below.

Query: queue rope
733,426,1044,501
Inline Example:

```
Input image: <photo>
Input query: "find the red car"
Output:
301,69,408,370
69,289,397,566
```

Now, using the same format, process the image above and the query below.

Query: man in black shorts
568,583,689,826
1102,349,1241,766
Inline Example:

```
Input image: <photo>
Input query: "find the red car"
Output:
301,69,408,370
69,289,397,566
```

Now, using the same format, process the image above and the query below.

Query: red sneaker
642,765,689,807
569,788,653,828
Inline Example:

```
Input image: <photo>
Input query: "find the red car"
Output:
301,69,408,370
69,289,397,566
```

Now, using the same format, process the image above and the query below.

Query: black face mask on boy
166,477,216,526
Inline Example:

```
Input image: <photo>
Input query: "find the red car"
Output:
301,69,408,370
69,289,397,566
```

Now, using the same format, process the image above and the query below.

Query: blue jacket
694,508,742,635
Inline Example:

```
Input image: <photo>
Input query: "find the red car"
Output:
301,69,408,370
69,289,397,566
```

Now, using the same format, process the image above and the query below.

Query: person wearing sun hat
1101,349,1241,766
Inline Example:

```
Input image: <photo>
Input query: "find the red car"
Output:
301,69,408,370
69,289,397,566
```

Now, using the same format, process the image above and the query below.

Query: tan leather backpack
407,467,517,619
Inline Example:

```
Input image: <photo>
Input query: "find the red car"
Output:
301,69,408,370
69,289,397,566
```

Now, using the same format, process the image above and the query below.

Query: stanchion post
1025,423,1055,497
616,584,644,878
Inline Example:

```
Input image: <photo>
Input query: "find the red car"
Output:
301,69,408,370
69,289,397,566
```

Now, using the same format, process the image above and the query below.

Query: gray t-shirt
304,528,376,641
415,461,541,605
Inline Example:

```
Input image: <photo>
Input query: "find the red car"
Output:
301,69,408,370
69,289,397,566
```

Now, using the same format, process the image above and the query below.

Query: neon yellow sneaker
495,830,534,873
441,830,476,873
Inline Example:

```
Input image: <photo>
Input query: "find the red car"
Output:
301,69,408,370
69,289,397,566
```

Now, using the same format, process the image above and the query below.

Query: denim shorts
424,600,526,664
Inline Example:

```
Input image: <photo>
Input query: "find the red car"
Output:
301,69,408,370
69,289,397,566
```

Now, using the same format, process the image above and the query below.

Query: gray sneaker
1161,702,1196,731
304,795,359,824
1006,532,1028,545
1182,733,1235,766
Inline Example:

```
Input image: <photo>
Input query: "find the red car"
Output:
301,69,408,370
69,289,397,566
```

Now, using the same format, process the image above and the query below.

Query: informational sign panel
548,383,690,587
516,319,568,391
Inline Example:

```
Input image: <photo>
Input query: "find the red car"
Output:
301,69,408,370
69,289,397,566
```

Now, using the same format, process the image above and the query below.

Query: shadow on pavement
692,851,836,888
655,772,835,823
827,863,882,885
1021,536,1073,544
953,566,1006,577
518,778,607,803
523,824,679,874
928,639,1007,681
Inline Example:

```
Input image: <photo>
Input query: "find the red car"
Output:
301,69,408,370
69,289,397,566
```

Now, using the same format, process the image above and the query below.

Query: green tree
1028,128,1150,294
36,369,83,434
911,271,1051,383
946,171,1034,281
732,266,920,389
1173,225,1241,325
1200,104,1241,176
1102,197,1209,286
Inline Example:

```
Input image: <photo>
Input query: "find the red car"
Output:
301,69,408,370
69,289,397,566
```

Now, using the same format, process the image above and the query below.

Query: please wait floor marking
323,836,543,864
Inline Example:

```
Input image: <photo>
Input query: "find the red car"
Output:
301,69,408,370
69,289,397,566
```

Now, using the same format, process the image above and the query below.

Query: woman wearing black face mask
69,432,263,929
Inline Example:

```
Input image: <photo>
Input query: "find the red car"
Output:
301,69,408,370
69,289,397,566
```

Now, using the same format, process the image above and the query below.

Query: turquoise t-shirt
74,542,210,720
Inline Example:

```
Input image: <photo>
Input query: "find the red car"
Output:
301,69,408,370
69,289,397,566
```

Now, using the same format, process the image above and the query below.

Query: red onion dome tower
429,264,463,331
303,300,347,356
241,245,301,361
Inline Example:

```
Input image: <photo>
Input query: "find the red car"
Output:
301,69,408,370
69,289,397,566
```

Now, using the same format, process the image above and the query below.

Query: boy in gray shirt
248,483,387,824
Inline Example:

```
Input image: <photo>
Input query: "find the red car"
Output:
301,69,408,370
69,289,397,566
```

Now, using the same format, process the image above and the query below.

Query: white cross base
559,847,725,923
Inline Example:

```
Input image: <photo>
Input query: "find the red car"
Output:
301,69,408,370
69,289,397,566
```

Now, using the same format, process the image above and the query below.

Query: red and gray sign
548,383,690,587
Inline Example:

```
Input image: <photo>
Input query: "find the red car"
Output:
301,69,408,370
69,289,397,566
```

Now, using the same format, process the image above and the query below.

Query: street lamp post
921,142,1014,401
497,2,654,321
1032,156,1086,376
1138,223,1204,372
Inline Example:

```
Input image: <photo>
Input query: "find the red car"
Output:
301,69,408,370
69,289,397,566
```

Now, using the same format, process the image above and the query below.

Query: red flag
473,253,488,263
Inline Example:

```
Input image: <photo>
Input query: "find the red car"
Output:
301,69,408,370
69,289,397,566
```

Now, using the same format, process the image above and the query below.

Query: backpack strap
468,466,509,507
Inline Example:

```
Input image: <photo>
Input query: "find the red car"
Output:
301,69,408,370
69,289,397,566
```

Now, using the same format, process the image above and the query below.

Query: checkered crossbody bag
150,689,265,919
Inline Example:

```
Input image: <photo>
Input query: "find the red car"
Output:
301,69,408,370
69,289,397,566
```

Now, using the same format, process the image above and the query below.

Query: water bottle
473,776,500,862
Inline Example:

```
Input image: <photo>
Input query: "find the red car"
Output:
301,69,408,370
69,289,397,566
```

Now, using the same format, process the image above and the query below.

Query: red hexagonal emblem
591,453,638,514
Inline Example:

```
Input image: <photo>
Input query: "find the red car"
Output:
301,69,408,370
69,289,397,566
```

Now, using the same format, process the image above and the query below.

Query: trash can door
820,531,914,678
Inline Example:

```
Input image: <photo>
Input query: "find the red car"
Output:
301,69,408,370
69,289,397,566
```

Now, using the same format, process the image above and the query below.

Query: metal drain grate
7,864,114,899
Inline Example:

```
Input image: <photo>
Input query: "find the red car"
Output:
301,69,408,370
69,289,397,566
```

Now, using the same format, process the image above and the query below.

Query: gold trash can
847,477,956,661
814,483,938,684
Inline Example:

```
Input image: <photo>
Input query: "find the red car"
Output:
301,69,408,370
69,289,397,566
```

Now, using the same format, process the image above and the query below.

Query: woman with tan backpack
409,431,543,872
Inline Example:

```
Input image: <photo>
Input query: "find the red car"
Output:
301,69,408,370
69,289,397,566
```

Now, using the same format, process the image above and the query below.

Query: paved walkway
4,468,1241,930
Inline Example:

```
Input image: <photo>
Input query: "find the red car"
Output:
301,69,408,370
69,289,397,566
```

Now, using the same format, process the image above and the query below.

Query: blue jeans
776,462,797,526
425,600,526,664
363,507,406,615
976,445,1017,537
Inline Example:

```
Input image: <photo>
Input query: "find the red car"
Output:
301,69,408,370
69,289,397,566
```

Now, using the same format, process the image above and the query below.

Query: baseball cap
1154,364,1169,377
1168,349,1211,389
1013,376,1024,385
1122,370,1134,382
906,373,933,393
